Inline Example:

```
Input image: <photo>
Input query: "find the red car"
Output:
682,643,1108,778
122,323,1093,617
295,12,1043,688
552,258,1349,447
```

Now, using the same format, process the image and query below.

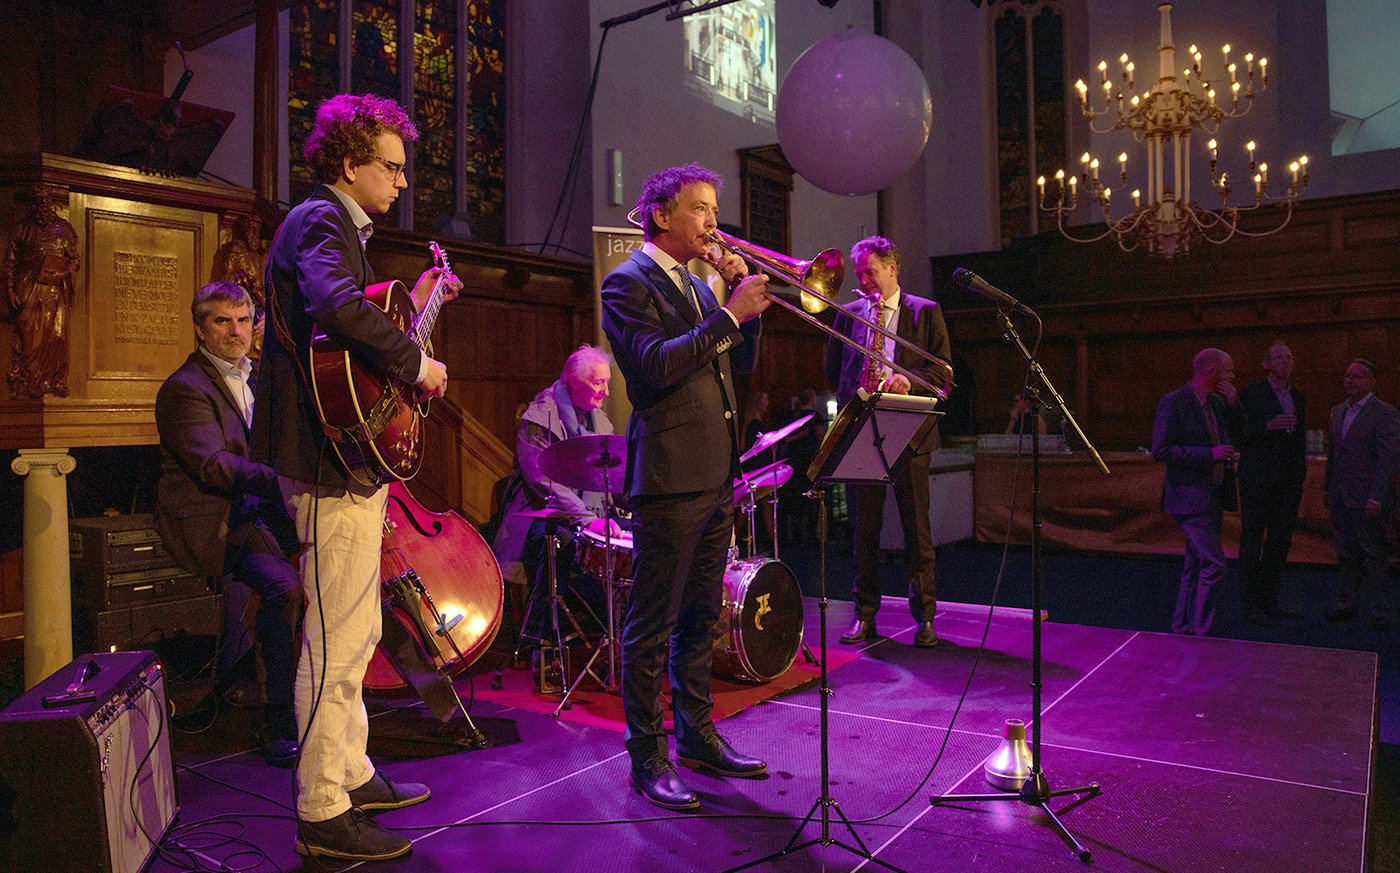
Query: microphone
952,268,1032,313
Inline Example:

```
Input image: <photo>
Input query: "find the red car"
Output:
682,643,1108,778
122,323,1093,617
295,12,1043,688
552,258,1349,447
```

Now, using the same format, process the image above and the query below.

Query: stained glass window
287,0,506,242
991,1,1066,247
288,0,342,205
413,0,457,234
464,0,506,243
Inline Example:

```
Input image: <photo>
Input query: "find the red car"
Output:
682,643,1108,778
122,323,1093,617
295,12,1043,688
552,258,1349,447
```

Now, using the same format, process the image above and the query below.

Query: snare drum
575,528,634,586
713,559,804,683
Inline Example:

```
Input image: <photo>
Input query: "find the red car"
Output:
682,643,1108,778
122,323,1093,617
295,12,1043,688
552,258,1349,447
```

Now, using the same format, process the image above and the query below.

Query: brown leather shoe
839,617,877,645
295,808,411,861
677,735,768,778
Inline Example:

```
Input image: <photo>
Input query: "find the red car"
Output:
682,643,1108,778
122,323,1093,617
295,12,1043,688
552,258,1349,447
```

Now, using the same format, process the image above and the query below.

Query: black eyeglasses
371,155,405,183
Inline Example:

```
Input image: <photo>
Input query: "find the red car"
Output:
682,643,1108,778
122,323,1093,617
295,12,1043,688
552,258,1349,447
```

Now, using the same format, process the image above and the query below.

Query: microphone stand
930,307,1108,862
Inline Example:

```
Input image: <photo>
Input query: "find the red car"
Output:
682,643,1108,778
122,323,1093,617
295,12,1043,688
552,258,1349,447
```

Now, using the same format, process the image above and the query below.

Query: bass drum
713,559,804,683
365,482,505,693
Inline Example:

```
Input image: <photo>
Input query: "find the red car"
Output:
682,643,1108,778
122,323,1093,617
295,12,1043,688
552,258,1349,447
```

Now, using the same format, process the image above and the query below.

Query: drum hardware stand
552,463,624,719
727,390,940,873
929,306,1107,862
490,518,592,695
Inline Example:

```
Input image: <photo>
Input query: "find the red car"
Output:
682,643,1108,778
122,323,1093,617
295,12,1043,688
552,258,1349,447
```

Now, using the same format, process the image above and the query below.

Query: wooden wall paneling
935,190,1400,451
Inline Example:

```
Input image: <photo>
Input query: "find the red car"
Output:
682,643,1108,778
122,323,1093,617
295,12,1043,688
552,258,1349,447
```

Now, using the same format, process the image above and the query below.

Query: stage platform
156,597,1377,872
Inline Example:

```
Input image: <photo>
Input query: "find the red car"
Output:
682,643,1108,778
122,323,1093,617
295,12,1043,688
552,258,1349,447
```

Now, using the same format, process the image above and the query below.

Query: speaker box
0,650,178,873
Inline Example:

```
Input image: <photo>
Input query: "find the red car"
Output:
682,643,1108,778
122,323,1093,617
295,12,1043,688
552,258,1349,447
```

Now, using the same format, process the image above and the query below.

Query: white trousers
281,479,388,822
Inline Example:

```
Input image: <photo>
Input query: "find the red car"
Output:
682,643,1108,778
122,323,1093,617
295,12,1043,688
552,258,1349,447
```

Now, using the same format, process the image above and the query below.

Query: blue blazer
252,188,422,495
1152,384,1240,516
1325,395,1400,510
600,250,759,497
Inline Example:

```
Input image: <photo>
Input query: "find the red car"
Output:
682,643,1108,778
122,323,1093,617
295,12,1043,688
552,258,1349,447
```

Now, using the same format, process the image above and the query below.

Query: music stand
724,389,939,873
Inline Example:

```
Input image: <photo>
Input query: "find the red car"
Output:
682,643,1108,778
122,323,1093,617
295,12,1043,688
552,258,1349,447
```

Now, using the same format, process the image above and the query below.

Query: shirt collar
1267,376,1290,393
198,346,251,381
1348,392,1374,410
323,184,374,246
641,241,683,275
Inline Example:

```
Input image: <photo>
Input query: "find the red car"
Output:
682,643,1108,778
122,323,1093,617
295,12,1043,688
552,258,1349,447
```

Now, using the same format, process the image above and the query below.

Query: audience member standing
1237,342,1307,623
1325,359,1400,628
1152,348,1242,636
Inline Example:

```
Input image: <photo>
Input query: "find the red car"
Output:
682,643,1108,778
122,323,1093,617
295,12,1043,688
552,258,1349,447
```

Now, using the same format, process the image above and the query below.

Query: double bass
365,482,505,694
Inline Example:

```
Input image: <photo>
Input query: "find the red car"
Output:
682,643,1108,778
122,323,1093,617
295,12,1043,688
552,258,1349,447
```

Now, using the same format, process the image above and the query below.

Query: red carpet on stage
474,647,862,733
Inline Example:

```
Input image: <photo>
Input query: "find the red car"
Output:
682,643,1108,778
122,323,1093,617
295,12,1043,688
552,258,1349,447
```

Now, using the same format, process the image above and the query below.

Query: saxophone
858,291,888,393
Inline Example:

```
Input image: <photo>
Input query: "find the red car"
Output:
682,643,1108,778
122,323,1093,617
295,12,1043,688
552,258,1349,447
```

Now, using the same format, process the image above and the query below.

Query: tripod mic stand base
932,771,1101,862
722,796,909,873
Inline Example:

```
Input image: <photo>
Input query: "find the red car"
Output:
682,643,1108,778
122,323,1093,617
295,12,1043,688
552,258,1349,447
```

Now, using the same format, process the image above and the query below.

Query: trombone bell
708,228,845,314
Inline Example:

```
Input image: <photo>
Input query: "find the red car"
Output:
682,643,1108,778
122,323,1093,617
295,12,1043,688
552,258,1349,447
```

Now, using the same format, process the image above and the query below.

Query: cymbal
739,413,815,464
733,460,792,506
538,434,628,493
514,507,587,520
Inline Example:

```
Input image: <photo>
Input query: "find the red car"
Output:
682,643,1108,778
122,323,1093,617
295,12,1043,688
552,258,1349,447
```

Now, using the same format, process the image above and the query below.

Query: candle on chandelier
1228,62,1237,84
1055,168,1065,194
1260,57,1268,85
1090,157,1100,182
1219,172,1229,192
1098,59,1108,84
1289,161,1299,184
1254,173,1262,196
1207,88,1216,106
1101,187,1111,207
1126,61,1135,89
1132,189,1141,208
1299,154,1308,183
1208,138,1218,161
1037,175,1046,199
1246,140,1256,171
1245,53,1255,76
1259,162,1268,185
1076,79,1088,109
1222,44,1231,63
1118,152,1128,181
1232,81,1242,104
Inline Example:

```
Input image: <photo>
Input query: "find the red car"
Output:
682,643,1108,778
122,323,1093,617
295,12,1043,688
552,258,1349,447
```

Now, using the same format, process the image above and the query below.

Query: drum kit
519,419,817,712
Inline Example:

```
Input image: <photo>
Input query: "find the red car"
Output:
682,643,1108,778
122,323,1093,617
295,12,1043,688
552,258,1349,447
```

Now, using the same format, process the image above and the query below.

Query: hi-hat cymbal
733,460,793,507
538,434,628,493
739,412,815,464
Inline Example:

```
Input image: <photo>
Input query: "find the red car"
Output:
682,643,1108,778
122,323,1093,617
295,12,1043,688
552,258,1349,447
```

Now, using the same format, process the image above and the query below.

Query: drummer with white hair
493,344,626,656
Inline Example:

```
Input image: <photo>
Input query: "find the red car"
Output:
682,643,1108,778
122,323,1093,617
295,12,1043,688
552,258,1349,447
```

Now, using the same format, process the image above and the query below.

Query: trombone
626,210,952,401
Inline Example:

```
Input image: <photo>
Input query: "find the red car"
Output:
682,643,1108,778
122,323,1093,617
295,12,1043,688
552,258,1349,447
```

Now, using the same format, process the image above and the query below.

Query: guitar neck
410,278,446,350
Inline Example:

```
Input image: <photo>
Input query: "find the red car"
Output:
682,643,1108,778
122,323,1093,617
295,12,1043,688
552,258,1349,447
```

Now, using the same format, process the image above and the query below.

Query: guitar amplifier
0,650,178,873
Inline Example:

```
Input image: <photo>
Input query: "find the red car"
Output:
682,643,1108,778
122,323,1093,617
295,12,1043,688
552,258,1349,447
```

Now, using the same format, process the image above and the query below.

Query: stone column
10,448,76,688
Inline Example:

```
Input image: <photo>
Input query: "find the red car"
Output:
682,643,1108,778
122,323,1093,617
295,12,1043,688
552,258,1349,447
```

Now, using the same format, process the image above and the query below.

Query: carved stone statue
3,184,81,398
211,212,266,358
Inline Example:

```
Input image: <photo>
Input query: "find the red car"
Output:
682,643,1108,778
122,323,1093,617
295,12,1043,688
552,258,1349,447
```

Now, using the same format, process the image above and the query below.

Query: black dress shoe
677,736,768,778
295,808,410,861
630,757,699,810
839,617,876,645
912,621,940,648
1328,603,1358,623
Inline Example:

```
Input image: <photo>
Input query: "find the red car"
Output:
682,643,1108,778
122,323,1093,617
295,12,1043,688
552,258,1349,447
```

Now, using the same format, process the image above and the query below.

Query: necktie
674,266,701,317
1202,401,1223,485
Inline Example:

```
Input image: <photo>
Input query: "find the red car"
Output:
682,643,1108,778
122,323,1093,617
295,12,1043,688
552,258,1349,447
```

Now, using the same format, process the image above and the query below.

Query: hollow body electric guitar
309,242,454,486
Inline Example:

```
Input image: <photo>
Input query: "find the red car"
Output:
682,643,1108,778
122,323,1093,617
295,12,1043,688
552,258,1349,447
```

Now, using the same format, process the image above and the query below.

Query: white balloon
777,30,933,197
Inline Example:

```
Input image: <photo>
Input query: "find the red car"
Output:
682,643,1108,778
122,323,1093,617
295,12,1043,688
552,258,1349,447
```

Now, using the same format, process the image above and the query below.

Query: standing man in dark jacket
252,93,459,862
601,163,769,811
155,281,300,766
1325,358,1400,628
1237,342,1307,623
824,236,953,649
1152,348,1241,636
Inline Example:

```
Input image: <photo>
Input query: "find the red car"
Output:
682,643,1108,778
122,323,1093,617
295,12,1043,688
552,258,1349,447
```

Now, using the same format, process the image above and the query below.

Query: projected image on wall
1328,0,1400,155
683,1,777,125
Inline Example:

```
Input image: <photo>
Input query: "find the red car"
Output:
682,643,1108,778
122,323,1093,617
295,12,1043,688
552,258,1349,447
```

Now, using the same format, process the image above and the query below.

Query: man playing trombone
825,235,953,649
601,162,770,811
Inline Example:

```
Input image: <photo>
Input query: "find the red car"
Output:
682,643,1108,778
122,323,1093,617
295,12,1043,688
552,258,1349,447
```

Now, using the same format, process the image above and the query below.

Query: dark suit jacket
1152,384,1241,516
1237,379,1307,486
824,290,952,450
252,187,422,495
600,250,759,497
155,350,291,578
1325,395,1400,510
